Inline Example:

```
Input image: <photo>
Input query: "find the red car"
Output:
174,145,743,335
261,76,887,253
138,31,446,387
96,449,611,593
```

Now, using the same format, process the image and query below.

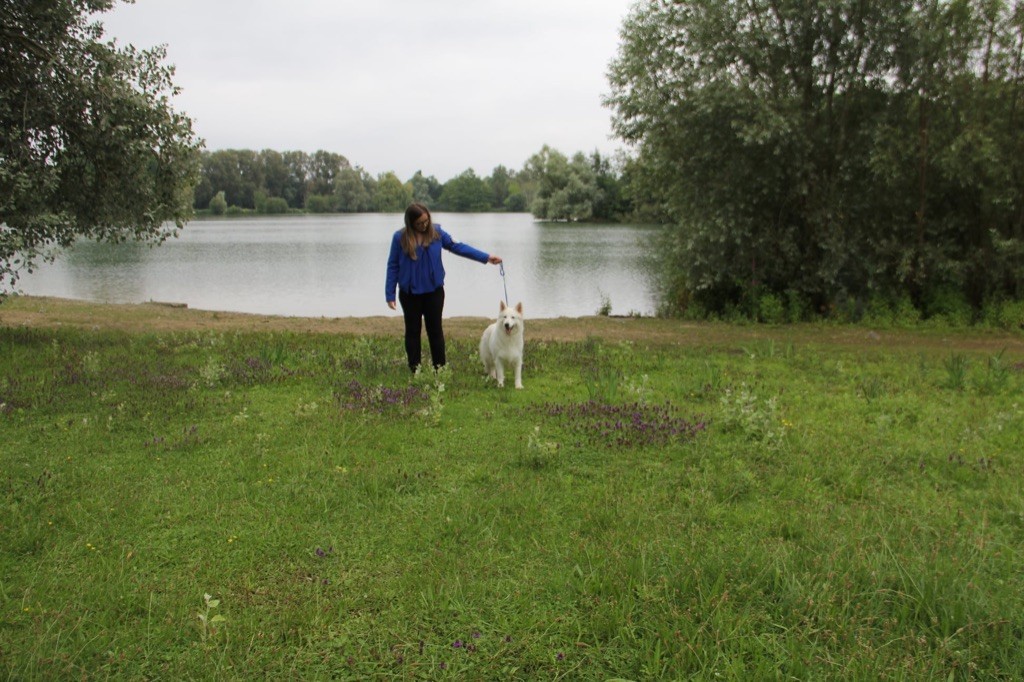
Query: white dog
480,301,524,389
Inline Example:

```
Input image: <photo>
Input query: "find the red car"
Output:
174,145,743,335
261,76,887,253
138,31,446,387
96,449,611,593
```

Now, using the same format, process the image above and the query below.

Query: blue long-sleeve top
385,225,490,302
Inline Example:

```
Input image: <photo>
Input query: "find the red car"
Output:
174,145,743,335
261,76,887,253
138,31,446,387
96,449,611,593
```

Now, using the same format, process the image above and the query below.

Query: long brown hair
401,203,439,259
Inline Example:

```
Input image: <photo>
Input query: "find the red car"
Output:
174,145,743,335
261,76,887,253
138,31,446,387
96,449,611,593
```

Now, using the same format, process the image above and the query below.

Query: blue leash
499,263,509,305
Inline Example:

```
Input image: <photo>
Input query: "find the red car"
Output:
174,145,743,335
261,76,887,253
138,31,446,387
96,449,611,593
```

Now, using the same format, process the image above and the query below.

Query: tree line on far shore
196,145,631,222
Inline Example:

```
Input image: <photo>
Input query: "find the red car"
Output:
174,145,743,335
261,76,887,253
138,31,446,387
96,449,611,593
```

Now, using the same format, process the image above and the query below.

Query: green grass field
2,311,1023,679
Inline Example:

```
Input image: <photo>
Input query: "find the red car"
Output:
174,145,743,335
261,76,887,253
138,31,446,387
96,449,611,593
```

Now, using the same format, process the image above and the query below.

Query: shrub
863,294,895,328
254,192,289,215
305,194,336,213
718,384,785,450
996,300,1024,331
504,192,528,212
829,293,863,324
892,294,922,327
785,289,809,323
253,190,268,214
863,293,922,328
264,197,289,214
924,286,973,327
208,191,227,216
757,293,785,324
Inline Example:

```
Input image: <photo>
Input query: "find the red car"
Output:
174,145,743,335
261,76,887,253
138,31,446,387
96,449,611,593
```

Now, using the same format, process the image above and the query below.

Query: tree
607,0,1024,318
589,151,626,221
334,167,373,212
618,153,668,224
487,165,513,210
259,149,289,204
233,149,263,209
438,169,492,212
307,150,350,197
1,0,201,292
526,146,601,221
508,166,539,213
409,170,443,206
281,151,310,209
504,184,529,212
198,150,242,209
360,171,379,210
373,172,412,212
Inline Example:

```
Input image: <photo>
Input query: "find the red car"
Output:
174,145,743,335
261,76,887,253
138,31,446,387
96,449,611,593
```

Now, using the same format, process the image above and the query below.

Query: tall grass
1,323,1022,679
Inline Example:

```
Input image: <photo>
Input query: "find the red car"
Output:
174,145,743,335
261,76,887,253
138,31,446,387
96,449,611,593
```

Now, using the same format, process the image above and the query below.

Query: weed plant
2,323,1023,679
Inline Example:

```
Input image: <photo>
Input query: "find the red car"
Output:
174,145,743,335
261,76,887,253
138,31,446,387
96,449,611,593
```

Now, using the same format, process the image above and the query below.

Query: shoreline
1,294,1021,352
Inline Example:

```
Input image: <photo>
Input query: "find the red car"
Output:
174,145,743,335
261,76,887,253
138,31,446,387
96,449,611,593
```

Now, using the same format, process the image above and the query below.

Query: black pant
398,287,446,371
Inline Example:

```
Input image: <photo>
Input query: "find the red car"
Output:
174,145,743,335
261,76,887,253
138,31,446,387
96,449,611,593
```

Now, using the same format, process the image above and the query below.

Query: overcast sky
98,0,637,182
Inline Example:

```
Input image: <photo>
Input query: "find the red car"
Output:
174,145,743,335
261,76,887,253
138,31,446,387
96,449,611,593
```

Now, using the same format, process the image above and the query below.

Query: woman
385,203,502,371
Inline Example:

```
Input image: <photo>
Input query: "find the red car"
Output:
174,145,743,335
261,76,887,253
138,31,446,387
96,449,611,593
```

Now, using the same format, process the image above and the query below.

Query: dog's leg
494,361,505,388
513,359,523,389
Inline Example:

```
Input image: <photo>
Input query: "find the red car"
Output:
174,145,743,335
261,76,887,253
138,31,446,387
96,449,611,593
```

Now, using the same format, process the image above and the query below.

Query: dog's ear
515,302,523,314
500,300,507,311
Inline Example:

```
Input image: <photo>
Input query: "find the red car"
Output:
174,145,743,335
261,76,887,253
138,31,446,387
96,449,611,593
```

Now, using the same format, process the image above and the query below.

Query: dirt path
2,295,1022,354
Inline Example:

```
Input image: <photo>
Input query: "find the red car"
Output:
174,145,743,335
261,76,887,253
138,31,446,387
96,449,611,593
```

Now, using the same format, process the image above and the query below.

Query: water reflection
60,239,152,302
18,214,663,318
533,223,656,316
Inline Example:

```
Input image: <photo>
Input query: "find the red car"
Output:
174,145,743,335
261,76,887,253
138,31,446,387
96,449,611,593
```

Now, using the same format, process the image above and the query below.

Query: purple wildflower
532,400,707,449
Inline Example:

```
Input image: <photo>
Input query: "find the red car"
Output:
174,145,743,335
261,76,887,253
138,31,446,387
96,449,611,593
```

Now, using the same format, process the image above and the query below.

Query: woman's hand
388,301,397,310
487,255,503,265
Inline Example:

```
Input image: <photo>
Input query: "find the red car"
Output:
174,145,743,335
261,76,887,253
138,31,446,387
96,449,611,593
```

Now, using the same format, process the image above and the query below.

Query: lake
16,213,664,319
